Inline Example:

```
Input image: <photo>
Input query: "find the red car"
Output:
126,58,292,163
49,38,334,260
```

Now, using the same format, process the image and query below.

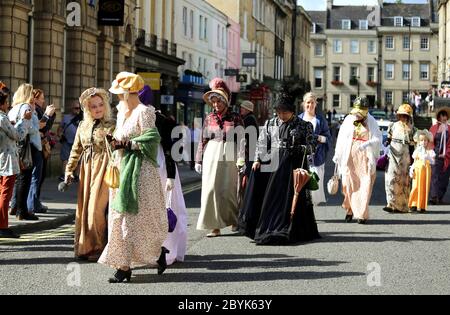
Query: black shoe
383,207,394,213
345,213,353,223
419,209,427,213
18,213,39,221
409,207,418,213
357,219,367,225
0,229,20,239
157,247,170,275
108,269,132,283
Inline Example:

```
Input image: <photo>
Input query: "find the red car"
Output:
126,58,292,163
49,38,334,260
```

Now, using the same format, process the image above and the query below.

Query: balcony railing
135,28,177,57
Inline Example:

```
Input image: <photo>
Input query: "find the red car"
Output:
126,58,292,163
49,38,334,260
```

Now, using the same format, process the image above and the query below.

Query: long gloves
166,179,175,191
195,163,202,175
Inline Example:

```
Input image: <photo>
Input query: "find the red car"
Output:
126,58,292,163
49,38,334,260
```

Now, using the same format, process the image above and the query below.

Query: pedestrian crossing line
0,226,74,245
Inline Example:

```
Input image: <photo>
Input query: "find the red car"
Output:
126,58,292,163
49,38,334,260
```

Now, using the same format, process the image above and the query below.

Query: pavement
7,164,201,235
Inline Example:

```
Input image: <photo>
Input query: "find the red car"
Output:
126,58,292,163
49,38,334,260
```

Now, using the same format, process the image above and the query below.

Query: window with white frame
217,25,220,47
199,16,203,40
351,40,359,54
333,94,340,107
350,66,359,81
342,19,351,30
402,91,409,103
183,7,188,37
385,63,394,79
333,39,342,53
190,10,194,39
314,68,323,89
403,35,411,50
385,36,394,49
333,66,341,81
368,66,375,82
420,63,429,80
359,20,368,30
420,37,429,50
368,40,376,54
411,17,421,27
385,91,393,105
402,63,411,80
394,16,403,27
314,43,323,56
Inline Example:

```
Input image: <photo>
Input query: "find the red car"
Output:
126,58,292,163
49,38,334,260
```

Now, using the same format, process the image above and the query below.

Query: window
204,18,208,40
420,37,429,50
402,63,411,80
217,25,220,47
314,68,323,89
350,66,359,80
368,66,375,82
385,36,394,49
190,10,194,39
385,63,394,80
342,19,351,30
183,7,188,37
333,94,341,107
198,57,202,71
359,20,368,30
368,40,376,54
333,66,341,81
403,36,411,50
350,95,357,107
333,40,342,53
420,63,429,80
402,91,409,103
314,43,323,56
411,17,421,27
199,16,203,40
394,16,403,27
222,27,225,48
385,91,393,105
312,23,316,34
350,40,359,54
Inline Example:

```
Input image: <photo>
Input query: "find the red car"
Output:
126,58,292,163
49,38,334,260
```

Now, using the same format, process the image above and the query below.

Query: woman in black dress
239,94,320,245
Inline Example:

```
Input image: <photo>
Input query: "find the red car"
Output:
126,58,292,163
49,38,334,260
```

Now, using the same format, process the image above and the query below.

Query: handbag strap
104,136,114,162
333,163,339,177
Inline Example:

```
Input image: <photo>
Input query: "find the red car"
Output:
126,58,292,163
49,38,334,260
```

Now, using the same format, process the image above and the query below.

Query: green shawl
112,128,161,214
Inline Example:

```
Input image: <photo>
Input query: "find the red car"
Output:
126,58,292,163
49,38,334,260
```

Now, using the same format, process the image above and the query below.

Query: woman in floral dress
99,72,168,283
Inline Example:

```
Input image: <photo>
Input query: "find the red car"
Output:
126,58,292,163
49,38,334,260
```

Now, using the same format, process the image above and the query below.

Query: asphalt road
1,171,449,295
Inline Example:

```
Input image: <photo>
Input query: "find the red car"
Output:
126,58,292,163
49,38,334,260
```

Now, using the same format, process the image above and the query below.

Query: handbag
166,191,178,233
307,171,320,191
18,135,33,171
104,137,120,189
327,163,340,195
376,154,389,171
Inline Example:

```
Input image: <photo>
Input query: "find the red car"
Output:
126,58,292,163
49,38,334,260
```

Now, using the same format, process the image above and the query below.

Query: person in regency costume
333,97,382,224
299,92,332,206
65,88,115,261
195,78,245,238
238,93,320,245
138,85,188,265
99,72,168,283
429,107,450,205
383,104,416,214
409,130,436,213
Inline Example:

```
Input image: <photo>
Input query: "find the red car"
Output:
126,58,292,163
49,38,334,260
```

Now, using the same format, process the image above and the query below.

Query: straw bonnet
436,107,450,120
203,78,231,106
397,104,414,117
413,129,433,143
109,72,145,95
240,100,255,112
350,97,369,118
79,87,109,109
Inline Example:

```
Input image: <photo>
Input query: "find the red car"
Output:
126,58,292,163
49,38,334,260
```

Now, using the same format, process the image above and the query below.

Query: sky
298,0,428,11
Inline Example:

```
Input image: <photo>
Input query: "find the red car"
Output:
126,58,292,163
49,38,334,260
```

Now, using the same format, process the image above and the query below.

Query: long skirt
243,149,320,245
98,160,168,269
342,140,376,221
310,163,326,205
385,143,411,212
430,157,450,201
409,160,432,211
157,146,188,265
197,141,239,230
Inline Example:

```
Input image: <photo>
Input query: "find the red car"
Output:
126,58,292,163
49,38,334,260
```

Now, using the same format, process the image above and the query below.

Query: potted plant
331,80,344,86
366,81,378,87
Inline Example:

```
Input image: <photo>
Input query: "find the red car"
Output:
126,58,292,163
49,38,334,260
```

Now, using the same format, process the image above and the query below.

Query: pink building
226,18,241,95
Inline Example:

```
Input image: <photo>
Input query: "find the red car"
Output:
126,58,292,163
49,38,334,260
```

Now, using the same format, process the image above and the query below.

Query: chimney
378,0,383,8
327,0,332,29
327,0,333,11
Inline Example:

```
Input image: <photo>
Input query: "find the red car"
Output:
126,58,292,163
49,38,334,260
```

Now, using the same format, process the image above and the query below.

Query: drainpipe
28,0,35,83
62,26,67,112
